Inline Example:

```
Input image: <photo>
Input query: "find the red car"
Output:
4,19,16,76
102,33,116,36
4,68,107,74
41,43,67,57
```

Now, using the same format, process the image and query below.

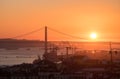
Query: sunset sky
0,0,120,41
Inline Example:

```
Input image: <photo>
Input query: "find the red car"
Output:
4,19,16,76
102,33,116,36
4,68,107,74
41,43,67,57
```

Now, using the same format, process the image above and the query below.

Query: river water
0,47,67,66
0,44,120,66
0,47,45,65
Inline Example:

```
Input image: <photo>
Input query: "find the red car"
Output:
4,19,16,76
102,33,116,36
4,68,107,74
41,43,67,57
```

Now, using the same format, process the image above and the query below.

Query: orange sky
0,0,120,41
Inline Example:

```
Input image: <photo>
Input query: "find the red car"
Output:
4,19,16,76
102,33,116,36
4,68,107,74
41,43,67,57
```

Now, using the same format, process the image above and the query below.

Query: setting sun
90,32,97,39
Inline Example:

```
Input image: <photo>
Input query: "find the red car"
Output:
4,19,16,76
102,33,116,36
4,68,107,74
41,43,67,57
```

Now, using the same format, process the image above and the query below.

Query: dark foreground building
0,55,120,79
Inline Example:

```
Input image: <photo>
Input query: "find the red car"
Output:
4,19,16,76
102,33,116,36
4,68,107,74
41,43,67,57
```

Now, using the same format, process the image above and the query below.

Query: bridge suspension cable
48,27,88,41
11,27,44,39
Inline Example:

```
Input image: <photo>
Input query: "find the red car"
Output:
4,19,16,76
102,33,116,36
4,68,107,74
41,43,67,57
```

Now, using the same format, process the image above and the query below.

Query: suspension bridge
11,26,87,41
9,26,120,51
9,26,89,53
7,26,120,63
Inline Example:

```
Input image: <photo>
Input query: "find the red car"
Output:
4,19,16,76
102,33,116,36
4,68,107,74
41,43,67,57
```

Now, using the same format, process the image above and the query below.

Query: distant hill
0,38,45,49
0,38,120,50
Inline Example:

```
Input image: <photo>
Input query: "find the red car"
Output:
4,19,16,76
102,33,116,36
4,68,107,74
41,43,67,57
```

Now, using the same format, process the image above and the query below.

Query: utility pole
109,42,113,71
66,47,71,58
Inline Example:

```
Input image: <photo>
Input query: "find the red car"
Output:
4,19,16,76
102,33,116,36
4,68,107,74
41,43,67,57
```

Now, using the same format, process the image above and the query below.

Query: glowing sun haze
90,32,97,39
0,0,120,41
